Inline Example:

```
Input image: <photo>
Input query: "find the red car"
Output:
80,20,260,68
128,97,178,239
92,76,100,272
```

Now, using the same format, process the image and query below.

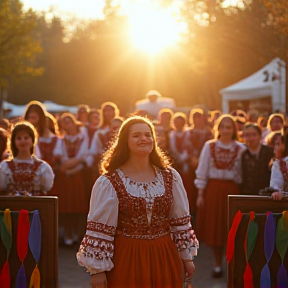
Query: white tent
3,100,78,118
220,58,286,113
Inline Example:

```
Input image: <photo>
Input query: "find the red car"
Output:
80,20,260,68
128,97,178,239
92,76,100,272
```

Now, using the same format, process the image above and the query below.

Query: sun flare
124,2,184,54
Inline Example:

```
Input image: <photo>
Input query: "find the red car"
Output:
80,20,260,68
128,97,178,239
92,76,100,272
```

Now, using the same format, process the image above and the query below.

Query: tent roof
220,58,285,94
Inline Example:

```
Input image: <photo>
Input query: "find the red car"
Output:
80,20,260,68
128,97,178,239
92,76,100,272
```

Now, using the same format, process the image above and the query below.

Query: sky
22,0,106,19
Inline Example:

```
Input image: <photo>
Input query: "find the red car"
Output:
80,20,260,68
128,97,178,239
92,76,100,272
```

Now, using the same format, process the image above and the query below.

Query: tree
0,0,42,116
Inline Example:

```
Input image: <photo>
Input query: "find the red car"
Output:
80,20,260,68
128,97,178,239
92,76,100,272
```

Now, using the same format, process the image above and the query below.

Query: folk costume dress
270,156,288,192
0,155,54,195
77,167,199,288
169,130,191,207
195,139,245,247
59,133,92,214
183,127,213,215
35,135,63,196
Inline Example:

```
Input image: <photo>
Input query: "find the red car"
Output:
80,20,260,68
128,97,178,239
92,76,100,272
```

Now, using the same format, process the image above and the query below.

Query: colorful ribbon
227,210,242,263
16,210,30,288
28,211,42,288
243,211,258,288
0,209,12,288
276,211,288,288
260,212,276,288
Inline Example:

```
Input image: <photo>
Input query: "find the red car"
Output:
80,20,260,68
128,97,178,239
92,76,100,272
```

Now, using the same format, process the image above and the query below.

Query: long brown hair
24,101,47,137
214,114,238,140
10,121,36,158
100,116,171,174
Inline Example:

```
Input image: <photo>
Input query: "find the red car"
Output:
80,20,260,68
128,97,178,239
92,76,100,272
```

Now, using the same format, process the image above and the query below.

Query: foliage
0,0,43,88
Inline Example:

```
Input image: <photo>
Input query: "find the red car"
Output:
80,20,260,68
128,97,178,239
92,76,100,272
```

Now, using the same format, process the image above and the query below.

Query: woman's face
103,106,115,123
127,123,154,156
243,127,261,149
219,118,235,140
15,131,33,154
174,117,185,131
89,112,100,126
270,116,283,131
274,135,285,159
27,111,40,126
61,117,76,134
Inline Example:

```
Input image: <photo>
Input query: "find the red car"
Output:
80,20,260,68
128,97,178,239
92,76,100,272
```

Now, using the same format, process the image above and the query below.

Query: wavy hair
100,116,171,174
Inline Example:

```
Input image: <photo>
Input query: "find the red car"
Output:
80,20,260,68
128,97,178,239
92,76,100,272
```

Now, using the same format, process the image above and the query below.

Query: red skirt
58,171,89,214
106,234,185,288
196,179,240,247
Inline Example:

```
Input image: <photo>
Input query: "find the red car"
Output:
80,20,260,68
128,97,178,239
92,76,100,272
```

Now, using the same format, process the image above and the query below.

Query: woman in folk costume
82,109,101,196
183,108,213,216
270,131,288,201
77,116,199,288
0,122,54,195
169,112,192,210
195,114,245,278
24,101,63,196
59,113,93,246
93,102,120,153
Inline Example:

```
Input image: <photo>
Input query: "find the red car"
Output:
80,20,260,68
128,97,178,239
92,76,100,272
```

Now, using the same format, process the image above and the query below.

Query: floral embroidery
170,215,191,226
279,159,288,192
87,221,116,236
172,228,199,252
210,142,240,170
6,157,43,195
105,169,173,239
79,235,114,260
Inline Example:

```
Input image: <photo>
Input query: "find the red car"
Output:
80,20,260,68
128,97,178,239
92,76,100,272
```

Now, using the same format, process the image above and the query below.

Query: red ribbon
226,210,242,263
17,210,30,263
0,261,10,288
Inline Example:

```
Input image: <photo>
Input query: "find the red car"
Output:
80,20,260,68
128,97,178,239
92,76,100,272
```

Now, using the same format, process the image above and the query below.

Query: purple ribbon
260,212,276,288
16,265,26,288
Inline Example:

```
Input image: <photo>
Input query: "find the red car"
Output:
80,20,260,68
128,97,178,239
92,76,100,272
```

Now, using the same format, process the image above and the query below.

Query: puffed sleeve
270,159,284,190
77,175,119,274
169,168,199,260
0,161,9,192
37,161,55,193
195,141,211,189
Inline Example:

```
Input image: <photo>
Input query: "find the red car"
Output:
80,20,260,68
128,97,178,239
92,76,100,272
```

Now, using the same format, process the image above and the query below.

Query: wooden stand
0,196,59,288
227,195,288,288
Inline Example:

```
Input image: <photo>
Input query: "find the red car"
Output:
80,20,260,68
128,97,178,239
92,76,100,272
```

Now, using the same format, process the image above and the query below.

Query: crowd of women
0,99,287,287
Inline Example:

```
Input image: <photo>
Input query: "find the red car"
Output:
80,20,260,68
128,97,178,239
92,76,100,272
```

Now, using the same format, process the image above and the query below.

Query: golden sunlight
124,2,185,54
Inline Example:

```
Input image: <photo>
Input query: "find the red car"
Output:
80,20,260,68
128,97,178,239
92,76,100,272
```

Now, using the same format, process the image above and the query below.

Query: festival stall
220,58,286,113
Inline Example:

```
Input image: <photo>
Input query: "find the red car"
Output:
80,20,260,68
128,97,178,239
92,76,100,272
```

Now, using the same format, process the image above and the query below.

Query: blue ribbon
16,265,26,288
28,210,41,263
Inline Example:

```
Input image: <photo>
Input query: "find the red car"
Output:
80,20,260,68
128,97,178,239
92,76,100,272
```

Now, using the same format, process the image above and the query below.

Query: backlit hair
100,116,171,174
214,114,238,140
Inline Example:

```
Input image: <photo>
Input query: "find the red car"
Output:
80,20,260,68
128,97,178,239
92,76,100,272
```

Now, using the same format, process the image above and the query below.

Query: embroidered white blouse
35,136,64,158
0,156,54,194
195,139,246,190
62,133,93,167
270,157,288,191
77,167,199,274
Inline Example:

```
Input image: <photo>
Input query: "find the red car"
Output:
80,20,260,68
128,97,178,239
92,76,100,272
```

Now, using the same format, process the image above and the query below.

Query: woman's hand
183,260,195,281
271,191,284,201
91,272,107,288
196,189,204,207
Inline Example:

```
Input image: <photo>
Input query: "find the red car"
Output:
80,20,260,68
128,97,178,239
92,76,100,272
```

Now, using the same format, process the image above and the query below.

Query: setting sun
124,2,185,54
